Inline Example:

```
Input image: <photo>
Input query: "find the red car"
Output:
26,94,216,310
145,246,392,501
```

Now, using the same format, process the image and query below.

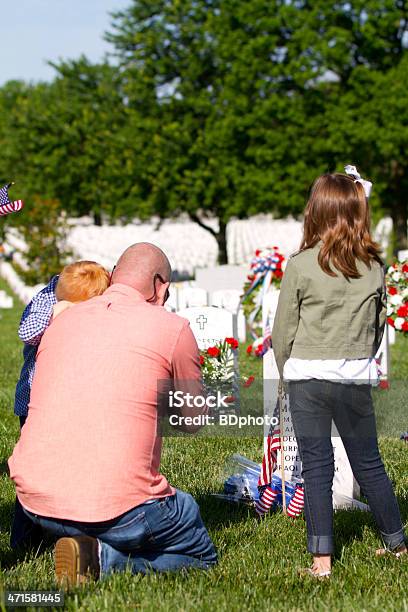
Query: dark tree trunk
217,219,228,265
391,197,408,255
188,213,229,265
93,210,102,226
390,162,407,255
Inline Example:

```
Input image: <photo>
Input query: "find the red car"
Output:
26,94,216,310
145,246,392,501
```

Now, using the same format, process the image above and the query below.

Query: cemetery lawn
0,276,407,612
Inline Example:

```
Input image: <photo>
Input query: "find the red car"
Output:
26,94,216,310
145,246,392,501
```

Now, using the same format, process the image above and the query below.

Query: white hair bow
344,165,372,198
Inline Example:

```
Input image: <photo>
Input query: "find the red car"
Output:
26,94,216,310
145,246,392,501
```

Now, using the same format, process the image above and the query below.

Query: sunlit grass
0,278,407,611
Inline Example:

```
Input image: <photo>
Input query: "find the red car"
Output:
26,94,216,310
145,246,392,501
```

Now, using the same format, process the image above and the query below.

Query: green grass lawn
0,277,407,612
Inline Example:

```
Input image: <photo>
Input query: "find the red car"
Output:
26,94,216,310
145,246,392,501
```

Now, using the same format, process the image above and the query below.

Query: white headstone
178,287,208,309
178,306,240,410
211,289,241,311
262,290,362,510
0,290,13,308
196,265,248,293
177,306,237,349
211,290,246,343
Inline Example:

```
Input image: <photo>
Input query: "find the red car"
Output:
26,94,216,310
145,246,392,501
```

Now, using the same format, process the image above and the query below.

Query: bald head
111,243,171,300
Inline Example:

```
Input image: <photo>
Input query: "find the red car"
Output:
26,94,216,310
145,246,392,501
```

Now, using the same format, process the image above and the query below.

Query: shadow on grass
0,498,53,570
329,493,407,559
1,493,406,571
195,493,256,530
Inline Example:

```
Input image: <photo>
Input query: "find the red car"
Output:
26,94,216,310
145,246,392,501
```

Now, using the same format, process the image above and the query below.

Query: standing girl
272,171,406,577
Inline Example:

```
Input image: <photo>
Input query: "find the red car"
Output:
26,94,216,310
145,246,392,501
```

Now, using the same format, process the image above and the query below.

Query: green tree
107,0,408,260
14,197,72,285
0,59,132,226
323,59,408,253
107,0,327,263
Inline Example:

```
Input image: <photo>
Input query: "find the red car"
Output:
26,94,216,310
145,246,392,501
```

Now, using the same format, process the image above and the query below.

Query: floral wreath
241,247,285,357
386,260,408,333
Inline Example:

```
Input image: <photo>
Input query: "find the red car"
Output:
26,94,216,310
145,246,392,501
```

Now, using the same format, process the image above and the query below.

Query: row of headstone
168,286,242,311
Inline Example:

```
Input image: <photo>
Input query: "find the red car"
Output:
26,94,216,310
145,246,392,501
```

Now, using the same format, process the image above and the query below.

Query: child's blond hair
56,261,110,302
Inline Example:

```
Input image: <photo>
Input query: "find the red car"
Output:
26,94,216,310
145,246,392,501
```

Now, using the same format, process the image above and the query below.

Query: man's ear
158,281,170,306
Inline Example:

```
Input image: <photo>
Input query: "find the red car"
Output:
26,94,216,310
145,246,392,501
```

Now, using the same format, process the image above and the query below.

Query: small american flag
287,485,304,517
0,183,24,216
255,425,281,515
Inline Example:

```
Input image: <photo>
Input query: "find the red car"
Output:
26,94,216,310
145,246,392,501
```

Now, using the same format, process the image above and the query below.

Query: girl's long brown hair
300,173,382,278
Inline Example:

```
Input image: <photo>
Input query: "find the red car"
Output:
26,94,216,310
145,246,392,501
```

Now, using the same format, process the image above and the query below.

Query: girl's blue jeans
289,380,406,555
23,490,217,575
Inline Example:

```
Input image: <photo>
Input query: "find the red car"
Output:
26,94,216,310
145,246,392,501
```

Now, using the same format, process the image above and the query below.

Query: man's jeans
23,490,217,575
289,380,406,555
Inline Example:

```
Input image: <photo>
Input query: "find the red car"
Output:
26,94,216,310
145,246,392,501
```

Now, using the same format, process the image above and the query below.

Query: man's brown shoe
55,536,100,587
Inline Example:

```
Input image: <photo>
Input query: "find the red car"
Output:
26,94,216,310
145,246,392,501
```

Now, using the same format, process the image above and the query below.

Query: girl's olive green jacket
271,244,386,378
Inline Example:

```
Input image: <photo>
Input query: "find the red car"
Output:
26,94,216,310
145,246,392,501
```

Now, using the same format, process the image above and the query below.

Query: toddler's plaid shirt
14,276,58,416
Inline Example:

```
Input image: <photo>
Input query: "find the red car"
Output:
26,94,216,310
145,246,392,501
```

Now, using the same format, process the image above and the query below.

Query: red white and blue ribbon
0,183,24,217
242,247,284,340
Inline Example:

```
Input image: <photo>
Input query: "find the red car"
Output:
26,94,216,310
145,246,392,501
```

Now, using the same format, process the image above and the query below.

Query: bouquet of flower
200,337,239,409
241,247,285,339
386,261,408,334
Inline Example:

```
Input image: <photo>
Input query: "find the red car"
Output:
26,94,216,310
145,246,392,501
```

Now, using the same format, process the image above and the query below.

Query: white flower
392,271,402,282
387,304,394,316
394,317,405,331
390,294,403,306
388,266,395,274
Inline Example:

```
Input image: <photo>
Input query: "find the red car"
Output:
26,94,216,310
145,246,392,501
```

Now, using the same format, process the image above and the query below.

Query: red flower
199,355,205,366
397,304,408,318
403,264,408,274
255,249,261,256
387,317,395,327
379,380,389,390
388,286,397,295
275,270,283,279
246,345,253,355
402,321,408,333
247,274,255,281
225,337,239,349
225,395,235,403
243,375,255,388
207,346,220,358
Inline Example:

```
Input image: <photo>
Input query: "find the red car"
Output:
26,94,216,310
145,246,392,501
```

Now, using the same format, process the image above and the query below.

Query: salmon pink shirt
9,284,201,522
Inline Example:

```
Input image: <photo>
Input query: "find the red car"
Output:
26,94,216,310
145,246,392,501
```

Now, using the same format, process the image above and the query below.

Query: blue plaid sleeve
18,276,59,346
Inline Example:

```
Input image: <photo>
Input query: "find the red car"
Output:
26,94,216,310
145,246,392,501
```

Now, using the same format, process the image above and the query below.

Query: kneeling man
8,243,217,585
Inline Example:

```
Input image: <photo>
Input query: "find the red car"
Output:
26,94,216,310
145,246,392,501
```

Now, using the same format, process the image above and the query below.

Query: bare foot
376,544,407,558
312,553,332,574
